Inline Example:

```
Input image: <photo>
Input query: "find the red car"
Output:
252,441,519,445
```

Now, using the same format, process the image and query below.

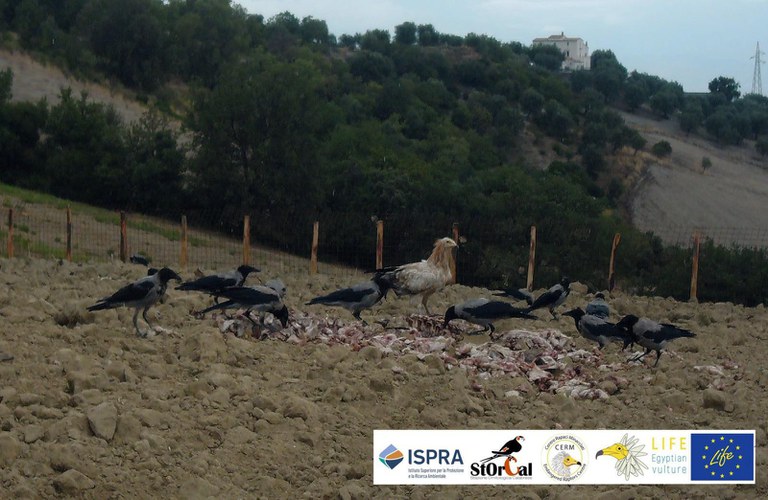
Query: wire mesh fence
3,199,768,304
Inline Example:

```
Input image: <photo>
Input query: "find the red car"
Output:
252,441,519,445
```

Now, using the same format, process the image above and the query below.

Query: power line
751,41,764,96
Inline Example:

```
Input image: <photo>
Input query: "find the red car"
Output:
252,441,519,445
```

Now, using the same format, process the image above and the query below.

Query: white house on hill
532,32,591,71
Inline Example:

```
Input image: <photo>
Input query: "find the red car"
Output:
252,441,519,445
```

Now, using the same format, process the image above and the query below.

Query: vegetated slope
4,47,768,248
619,111,768,246
0,48,147,124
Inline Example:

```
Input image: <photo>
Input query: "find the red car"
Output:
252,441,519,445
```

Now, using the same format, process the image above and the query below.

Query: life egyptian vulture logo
596,433,649,480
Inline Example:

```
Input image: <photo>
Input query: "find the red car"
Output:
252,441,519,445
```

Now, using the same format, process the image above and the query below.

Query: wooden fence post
451,222,459,284
526,225,536,291
242,215,251,266
180,214,188,269
376,220,384,270
66,206,72,262
119,211,127,263
690,231,701,301
607,232,621,292
310,221,319,275
7,208,13,259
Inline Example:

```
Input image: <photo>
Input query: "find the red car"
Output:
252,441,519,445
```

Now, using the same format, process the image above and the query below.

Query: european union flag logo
691,433,754,481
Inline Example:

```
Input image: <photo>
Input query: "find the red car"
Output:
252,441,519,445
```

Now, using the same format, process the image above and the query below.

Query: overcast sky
237,0,768,93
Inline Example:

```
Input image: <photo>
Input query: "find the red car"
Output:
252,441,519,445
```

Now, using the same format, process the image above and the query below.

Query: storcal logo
471,436,533,478
379,444,404,470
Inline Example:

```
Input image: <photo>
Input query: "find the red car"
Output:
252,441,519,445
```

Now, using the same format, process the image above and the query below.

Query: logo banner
373,429,755,485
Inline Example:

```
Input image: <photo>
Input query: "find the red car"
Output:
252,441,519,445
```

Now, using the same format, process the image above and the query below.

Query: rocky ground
0,257,766,498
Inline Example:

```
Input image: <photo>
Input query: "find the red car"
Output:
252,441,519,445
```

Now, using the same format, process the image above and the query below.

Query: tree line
1,1,768,305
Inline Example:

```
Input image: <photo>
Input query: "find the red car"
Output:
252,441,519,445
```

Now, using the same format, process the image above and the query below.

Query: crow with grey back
563,307,634,350
197,282,288,328
492,287,534,306
176,265,260,295
616,314,696,367
526,277,571,319
306,275,392,323
585,292,610,319
444,298,537,337
88,267,182,337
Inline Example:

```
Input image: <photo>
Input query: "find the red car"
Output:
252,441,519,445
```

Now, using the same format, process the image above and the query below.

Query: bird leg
133,309,147,338
653,350,662,367
142,305,154,333
630,348,652,363
549,307,559,320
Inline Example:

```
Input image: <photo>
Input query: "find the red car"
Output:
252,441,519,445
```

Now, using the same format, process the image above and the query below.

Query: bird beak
596,443,628,460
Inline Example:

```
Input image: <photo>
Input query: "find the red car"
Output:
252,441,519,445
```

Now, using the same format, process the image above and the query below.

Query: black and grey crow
585,292,610,319
526,277,571,319
616,314,696,367
88,267,182,337
563,307,634,350
492,287,534,306
129,254,150,266
481,436,525,463
176,265,260,296
306,275,391,323
443,298,537,336
198,283,289,328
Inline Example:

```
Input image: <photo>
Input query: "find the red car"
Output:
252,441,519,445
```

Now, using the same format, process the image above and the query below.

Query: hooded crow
492,287,534,306
130,254,150,266
176,265,260,296
306,275,391,323
616,314,696,367
198,284,289,328
526,277,571,319
563,307,634,350
371,237,457,315
443,298,537,336
586,292,610,319
88,267,182,337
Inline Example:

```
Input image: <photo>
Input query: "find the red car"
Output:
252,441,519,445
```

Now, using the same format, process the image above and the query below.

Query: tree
528,44,564,71
360,29,390,53
300,16,329,46
417,24,439,46
394,22,416,45
678,101,703,134
651,140,672,157
756,137,768,157
708,76,740,103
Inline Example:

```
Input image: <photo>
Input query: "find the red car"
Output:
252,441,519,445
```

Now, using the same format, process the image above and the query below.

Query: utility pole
751,41,764,96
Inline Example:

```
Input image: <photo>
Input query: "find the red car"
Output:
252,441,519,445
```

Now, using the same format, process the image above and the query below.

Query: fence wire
3,201,768,304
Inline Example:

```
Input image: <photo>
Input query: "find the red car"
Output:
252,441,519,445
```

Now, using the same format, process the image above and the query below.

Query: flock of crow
87,237,696,367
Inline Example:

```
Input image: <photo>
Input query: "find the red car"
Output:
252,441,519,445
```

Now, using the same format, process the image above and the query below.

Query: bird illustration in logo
596,433,648,480
481,436,524,463
550,451,582,478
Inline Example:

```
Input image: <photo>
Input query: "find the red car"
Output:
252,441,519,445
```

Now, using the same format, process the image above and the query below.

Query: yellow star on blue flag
691,433,753,481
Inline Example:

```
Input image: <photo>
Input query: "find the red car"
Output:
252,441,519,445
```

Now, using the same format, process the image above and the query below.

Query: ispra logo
379,444,404,470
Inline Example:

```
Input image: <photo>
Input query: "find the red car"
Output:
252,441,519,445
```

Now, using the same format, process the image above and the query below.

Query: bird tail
87,302,112,311
197,300,235,315
305,297,326,306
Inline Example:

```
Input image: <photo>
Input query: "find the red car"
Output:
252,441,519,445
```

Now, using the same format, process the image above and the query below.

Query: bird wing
389,260,449,296
90,279,156,309
177,274,236,292
493,288,534,305
581,315,627,340
651,324,696,342
213,286,278,305
307,283,377,306
529,287,561,310
474,301,537,320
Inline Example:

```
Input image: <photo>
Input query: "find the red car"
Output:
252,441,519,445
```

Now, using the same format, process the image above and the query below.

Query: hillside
3,47,767,249
620,111,768,246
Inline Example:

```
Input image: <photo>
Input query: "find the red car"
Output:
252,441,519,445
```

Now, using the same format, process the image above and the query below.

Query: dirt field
0,257,765,498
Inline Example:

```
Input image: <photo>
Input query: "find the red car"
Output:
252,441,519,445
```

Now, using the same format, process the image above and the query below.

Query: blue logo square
691,433,754,481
